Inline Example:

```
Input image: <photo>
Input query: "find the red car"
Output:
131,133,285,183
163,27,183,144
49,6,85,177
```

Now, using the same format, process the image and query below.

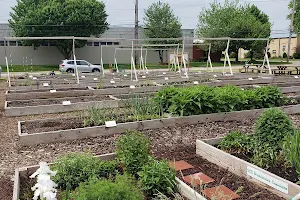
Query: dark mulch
0,177,13,200
8,95,111,107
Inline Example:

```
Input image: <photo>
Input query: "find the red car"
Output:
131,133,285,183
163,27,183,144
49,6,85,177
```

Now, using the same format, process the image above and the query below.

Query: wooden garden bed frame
196,139,300,199
12,153,205,200
17,104,300,146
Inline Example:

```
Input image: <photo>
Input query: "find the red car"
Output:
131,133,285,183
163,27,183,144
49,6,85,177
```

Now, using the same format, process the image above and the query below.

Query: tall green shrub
116,130,151,176
138,158,176,197
251,108,294,168
71,174,144,200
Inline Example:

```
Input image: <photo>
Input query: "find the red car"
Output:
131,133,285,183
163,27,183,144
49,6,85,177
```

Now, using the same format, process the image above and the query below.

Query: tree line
8,0,288,61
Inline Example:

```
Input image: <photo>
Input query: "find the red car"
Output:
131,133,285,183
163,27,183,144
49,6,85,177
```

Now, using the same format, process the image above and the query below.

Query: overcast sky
0,0,291,37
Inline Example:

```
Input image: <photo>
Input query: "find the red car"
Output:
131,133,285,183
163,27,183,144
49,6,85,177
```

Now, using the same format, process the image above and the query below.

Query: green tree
9,0,109,58
144,1,182,64
196,0,271,62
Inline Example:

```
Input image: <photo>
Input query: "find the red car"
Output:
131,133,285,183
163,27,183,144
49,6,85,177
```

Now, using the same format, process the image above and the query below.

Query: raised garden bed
171,156,285,199
18,104,300,146
196,139,300,199
13,152,204,200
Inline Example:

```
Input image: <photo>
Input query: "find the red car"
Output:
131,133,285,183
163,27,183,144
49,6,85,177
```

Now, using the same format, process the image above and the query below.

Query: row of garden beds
6,75,300,101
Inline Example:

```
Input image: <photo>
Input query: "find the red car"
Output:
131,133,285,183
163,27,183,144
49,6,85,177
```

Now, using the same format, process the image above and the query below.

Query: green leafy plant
156,85,284,116
52,152,119,189
283,130,300,181
251,108,294,168
71,174,144,200
218,131,251,154
116,130,151,176
138,158,177,197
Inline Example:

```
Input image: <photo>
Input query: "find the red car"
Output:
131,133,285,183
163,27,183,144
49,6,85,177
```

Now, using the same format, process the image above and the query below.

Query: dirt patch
8,87,88,93
8,95,112,107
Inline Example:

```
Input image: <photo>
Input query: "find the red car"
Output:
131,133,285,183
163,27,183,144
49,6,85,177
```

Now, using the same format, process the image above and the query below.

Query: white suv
59,60,102,73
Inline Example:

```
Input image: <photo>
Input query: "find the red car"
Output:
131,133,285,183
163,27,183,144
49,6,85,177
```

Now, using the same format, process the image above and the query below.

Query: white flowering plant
30,162,58,200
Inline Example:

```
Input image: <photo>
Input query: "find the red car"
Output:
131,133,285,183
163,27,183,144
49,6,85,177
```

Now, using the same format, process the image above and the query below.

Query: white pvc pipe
291,193,300,200
5,56,11,87
73,38,80,84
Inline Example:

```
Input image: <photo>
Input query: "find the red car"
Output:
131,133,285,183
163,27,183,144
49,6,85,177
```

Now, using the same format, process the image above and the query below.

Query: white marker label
81,76,85,78
247,166,288,194
29,75,33,78
105,121,117,128
130,85,136,89
213,75,217,77
165,77,169,80
62,101,71,106
32,77,37,80
142,76,146,78
194,81,199,85
72,74,75,76
94,78,98,81
248,78,254,81
124,74,128,77
163,72,166,75
110,80,116,84
50,90,57,93
146,71,149,74
43,83,49,87
295,76,299,79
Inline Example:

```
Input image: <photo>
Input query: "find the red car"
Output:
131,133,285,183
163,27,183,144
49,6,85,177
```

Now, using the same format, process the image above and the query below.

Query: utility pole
287,0,296,63
135,0,139,65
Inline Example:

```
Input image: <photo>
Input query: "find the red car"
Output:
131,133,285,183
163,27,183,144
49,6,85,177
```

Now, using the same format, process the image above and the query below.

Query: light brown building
269,36,299,58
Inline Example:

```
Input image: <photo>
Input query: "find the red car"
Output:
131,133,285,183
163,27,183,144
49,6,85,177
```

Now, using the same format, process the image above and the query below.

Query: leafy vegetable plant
138,158,177,197
116,130,151,176
218,131,251,154
71,174,144,200
283,130,300,180
52,152,119,189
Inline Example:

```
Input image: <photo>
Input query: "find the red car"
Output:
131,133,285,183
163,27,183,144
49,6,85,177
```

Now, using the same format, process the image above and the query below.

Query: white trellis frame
185,43,213,72
229,37,271,75
223,39,233,75
4,36,80,87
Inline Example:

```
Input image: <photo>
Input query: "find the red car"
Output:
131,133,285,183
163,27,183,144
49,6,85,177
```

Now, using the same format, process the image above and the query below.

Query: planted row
155,85,285,116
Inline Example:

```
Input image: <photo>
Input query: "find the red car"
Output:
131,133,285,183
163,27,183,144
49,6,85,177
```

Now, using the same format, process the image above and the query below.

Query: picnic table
272,66,300,75
239,64,266,73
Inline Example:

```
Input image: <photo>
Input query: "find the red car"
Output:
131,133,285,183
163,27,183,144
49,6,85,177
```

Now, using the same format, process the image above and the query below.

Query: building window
114,42,120,45
272,50,276,54
9,41,17,46
107,42,113,45
86,42,93,46
18,41,23,46
100,42,106,46
94,42,100,46
0,41,4,46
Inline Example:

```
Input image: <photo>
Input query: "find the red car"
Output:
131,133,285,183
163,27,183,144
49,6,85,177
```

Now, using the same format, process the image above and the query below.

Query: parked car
59,60,102,73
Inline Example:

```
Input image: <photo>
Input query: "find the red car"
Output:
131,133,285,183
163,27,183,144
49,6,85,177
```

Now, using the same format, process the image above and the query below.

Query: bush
219,131,251,154
293,52,300,59
52,152,119,189
251,108,294,168
139,158,176,197
229,52,236,58
116,130,151,176
156,85,284,116
71,174,144,200
283,130,300,178
283,52,287,58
